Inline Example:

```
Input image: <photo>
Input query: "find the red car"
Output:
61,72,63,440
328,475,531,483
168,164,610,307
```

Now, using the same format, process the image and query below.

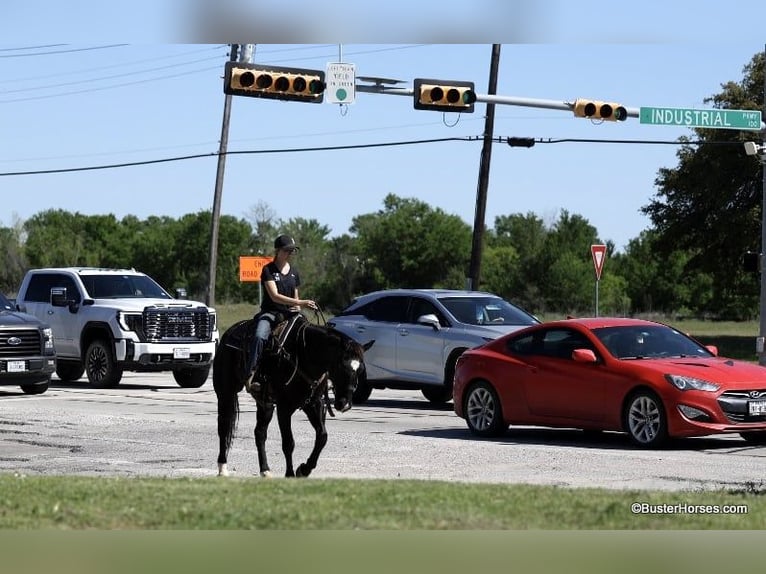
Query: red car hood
627,356,766,387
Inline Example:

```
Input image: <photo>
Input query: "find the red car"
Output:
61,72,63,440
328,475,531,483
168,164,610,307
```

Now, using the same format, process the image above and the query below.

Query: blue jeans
248,313,275,374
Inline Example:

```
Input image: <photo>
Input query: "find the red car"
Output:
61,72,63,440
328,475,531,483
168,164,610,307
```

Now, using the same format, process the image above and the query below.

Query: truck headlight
43,327,54,350
118,312,143,332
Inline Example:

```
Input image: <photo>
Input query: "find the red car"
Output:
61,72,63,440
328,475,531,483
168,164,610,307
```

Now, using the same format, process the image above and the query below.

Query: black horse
214,316,373,478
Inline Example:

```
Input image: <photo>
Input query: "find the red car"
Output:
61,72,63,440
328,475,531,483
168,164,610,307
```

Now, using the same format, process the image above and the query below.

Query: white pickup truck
15,267,219,388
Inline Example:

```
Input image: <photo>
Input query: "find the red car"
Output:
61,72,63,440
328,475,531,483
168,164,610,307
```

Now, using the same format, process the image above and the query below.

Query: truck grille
0,328,43,357
142,306,213,342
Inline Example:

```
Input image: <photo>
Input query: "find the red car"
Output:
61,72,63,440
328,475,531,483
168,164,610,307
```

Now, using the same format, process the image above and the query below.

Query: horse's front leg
295,398,328,478
276,405,297,477
254,400,274,477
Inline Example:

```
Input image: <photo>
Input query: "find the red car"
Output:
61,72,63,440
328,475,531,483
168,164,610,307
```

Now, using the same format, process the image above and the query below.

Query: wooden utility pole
467,44,501,291
206,44,239,307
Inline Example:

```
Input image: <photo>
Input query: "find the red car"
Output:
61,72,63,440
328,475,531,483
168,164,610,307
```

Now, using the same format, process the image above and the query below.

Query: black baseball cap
274,235,299,251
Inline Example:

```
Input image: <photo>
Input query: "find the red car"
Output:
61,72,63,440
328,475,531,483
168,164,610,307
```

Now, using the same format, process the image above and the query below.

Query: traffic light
743,251,761,273
573,98,627,121
224,62,325,103
414,78,476,113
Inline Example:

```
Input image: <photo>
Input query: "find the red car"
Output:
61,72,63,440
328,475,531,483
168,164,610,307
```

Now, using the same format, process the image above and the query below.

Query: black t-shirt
260,261,301,314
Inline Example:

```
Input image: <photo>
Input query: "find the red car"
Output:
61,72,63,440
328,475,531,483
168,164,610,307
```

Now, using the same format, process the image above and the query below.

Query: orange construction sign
239,256,272,282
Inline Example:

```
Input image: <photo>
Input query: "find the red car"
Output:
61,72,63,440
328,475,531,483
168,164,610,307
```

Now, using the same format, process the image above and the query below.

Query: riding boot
245,337,264,393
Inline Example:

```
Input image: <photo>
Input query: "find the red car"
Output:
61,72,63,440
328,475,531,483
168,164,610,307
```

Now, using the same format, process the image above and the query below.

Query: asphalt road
2,372,766,492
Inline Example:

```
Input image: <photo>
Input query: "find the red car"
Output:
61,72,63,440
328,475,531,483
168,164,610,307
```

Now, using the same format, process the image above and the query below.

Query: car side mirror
572,348,598,363
417,313,441,331
50,287,68,307
706,345,718,356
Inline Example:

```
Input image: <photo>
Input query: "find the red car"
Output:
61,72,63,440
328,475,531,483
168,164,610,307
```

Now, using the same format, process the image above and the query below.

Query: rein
267,319,335,414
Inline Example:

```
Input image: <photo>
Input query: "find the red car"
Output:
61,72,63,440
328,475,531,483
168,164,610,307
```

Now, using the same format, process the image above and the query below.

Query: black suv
0,290,56,394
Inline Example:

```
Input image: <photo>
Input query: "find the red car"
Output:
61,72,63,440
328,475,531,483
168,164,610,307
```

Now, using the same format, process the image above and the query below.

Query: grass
1,474,765,529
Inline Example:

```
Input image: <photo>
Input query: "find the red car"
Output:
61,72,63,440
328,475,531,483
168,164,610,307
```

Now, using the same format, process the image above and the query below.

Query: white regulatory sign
325,62,355,105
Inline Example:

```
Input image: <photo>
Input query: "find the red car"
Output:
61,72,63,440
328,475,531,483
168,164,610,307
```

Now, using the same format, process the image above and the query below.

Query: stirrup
244,371,260,393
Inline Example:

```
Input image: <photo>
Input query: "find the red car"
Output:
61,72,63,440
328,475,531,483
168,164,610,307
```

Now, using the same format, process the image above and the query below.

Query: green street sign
640,106,762,130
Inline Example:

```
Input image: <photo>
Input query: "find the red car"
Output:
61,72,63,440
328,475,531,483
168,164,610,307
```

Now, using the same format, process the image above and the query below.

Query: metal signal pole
206,44,239,307
467,44,501,291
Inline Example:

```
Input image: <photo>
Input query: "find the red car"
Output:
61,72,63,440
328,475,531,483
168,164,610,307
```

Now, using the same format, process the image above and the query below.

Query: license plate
7,360,26,373
749,400,766,416
173,348,191,359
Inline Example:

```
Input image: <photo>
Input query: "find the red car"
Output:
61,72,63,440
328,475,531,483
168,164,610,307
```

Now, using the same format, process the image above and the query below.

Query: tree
642,52,763,318
538,210,601,313
350,194,472,290
490,212,547,309
0,217,27,294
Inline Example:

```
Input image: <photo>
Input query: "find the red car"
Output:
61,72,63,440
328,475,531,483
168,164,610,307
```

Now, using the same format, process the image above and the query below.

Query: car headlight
665,374,720,392
43,327,54,350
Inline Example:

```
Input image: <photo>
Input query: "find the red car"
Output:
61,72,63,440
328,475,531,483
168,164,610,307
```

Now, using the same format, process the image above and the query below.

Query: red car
453,318,766,447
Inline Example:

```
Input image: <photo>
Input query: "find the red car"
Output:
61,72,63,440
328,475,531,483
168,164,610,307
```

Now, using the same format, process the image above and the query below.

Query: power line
0,44,67,52
0,44,130,58
0,45,227,85
0,135,741,177
0,54,226,96
0,137,475,177
0,44,429,102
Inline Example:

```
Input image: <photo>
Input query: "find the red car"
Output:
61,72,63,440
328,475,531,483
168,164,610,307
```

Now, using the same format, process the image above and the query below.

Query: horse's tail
213,325,247,474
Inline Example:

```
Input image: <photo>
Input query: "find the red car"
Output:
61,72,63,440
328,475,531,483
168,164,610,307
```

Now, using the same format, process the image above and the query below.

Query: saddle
245,313,307,399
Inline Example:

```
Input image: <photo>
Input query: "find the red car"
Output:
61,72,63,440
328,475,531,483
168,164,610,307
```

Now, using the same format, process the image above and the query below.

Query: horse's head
328,335,374,413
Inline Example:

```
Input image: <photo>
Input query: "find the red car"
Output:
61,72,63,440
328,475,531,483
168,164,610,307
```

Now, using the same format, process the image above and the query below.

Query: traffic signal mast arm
356,83,640,119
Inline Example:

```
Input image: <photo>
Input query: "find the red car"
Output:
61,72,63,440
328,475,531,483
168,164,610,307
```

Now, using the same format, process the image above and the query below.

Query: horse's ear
362,340,375,352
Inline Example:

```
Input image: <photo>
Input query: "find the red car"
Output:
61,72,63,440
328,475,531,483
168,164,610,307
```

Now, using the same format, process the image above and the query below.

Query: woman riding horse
214,314,373,478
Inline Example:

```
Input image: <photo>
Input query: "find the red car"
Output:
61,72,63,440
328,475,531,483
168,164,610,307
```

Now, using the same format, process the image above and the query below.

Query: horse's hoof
260,470,272,478
295,463,311,478
217,463,229,477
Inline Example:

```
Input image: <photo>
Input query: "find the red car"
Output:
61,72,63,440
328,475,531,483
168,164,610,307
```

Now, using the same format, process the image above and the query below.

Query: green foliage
351,194,472,290
0,220,27,294
642,52,764,318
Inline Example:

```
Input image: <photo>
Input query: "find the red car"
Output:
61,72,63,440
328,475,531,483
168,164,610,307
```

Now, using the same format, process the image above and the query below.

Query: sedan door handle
398,329,409,336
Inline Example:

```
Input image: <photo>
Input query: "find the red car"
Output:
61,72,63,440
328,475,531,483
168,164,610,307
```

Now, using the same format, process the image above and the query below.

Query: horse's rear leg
255,401,275,477
276,406,297,477
295,400,328,478
215,384,239,477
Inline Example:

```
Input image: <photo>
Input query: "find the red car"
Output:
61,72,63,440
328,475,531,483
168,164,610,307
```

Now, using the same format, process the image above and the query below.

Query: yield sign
591,244,606,281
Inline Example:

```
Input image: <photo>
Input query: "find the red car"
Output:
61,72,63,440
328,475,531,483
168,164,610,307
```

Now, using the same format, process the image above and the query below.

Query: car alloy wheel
624,391,667,447
465,381,506,437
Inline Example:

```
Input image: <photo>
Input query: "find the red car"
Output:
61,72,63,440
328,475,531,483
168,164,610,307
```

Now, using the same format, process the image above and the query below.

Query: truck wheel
85,340,123,388
56,361,85,382
21,381,49,395
172,366,210,388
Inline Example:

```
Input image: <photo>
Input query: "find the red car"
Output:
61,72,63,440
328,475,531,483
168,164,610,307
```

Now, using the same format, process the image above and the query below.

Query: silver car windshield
439,296,538,326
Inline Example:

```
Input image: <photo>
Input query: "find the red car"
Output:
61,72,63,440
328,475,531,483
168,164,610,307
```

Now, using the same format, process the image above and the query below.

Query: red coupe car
453,318,766,447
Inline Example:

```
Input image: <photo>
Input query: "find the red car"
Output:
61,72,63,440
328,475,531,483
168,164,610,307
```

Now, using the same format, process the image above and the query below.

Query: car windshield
79,274,172,299
439,296,538,326
594,325,714,360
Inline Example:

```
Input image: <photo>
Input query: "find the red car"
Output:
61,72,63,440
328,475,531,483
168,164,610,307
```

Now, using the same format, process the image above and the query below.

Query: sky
1,2,765,254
